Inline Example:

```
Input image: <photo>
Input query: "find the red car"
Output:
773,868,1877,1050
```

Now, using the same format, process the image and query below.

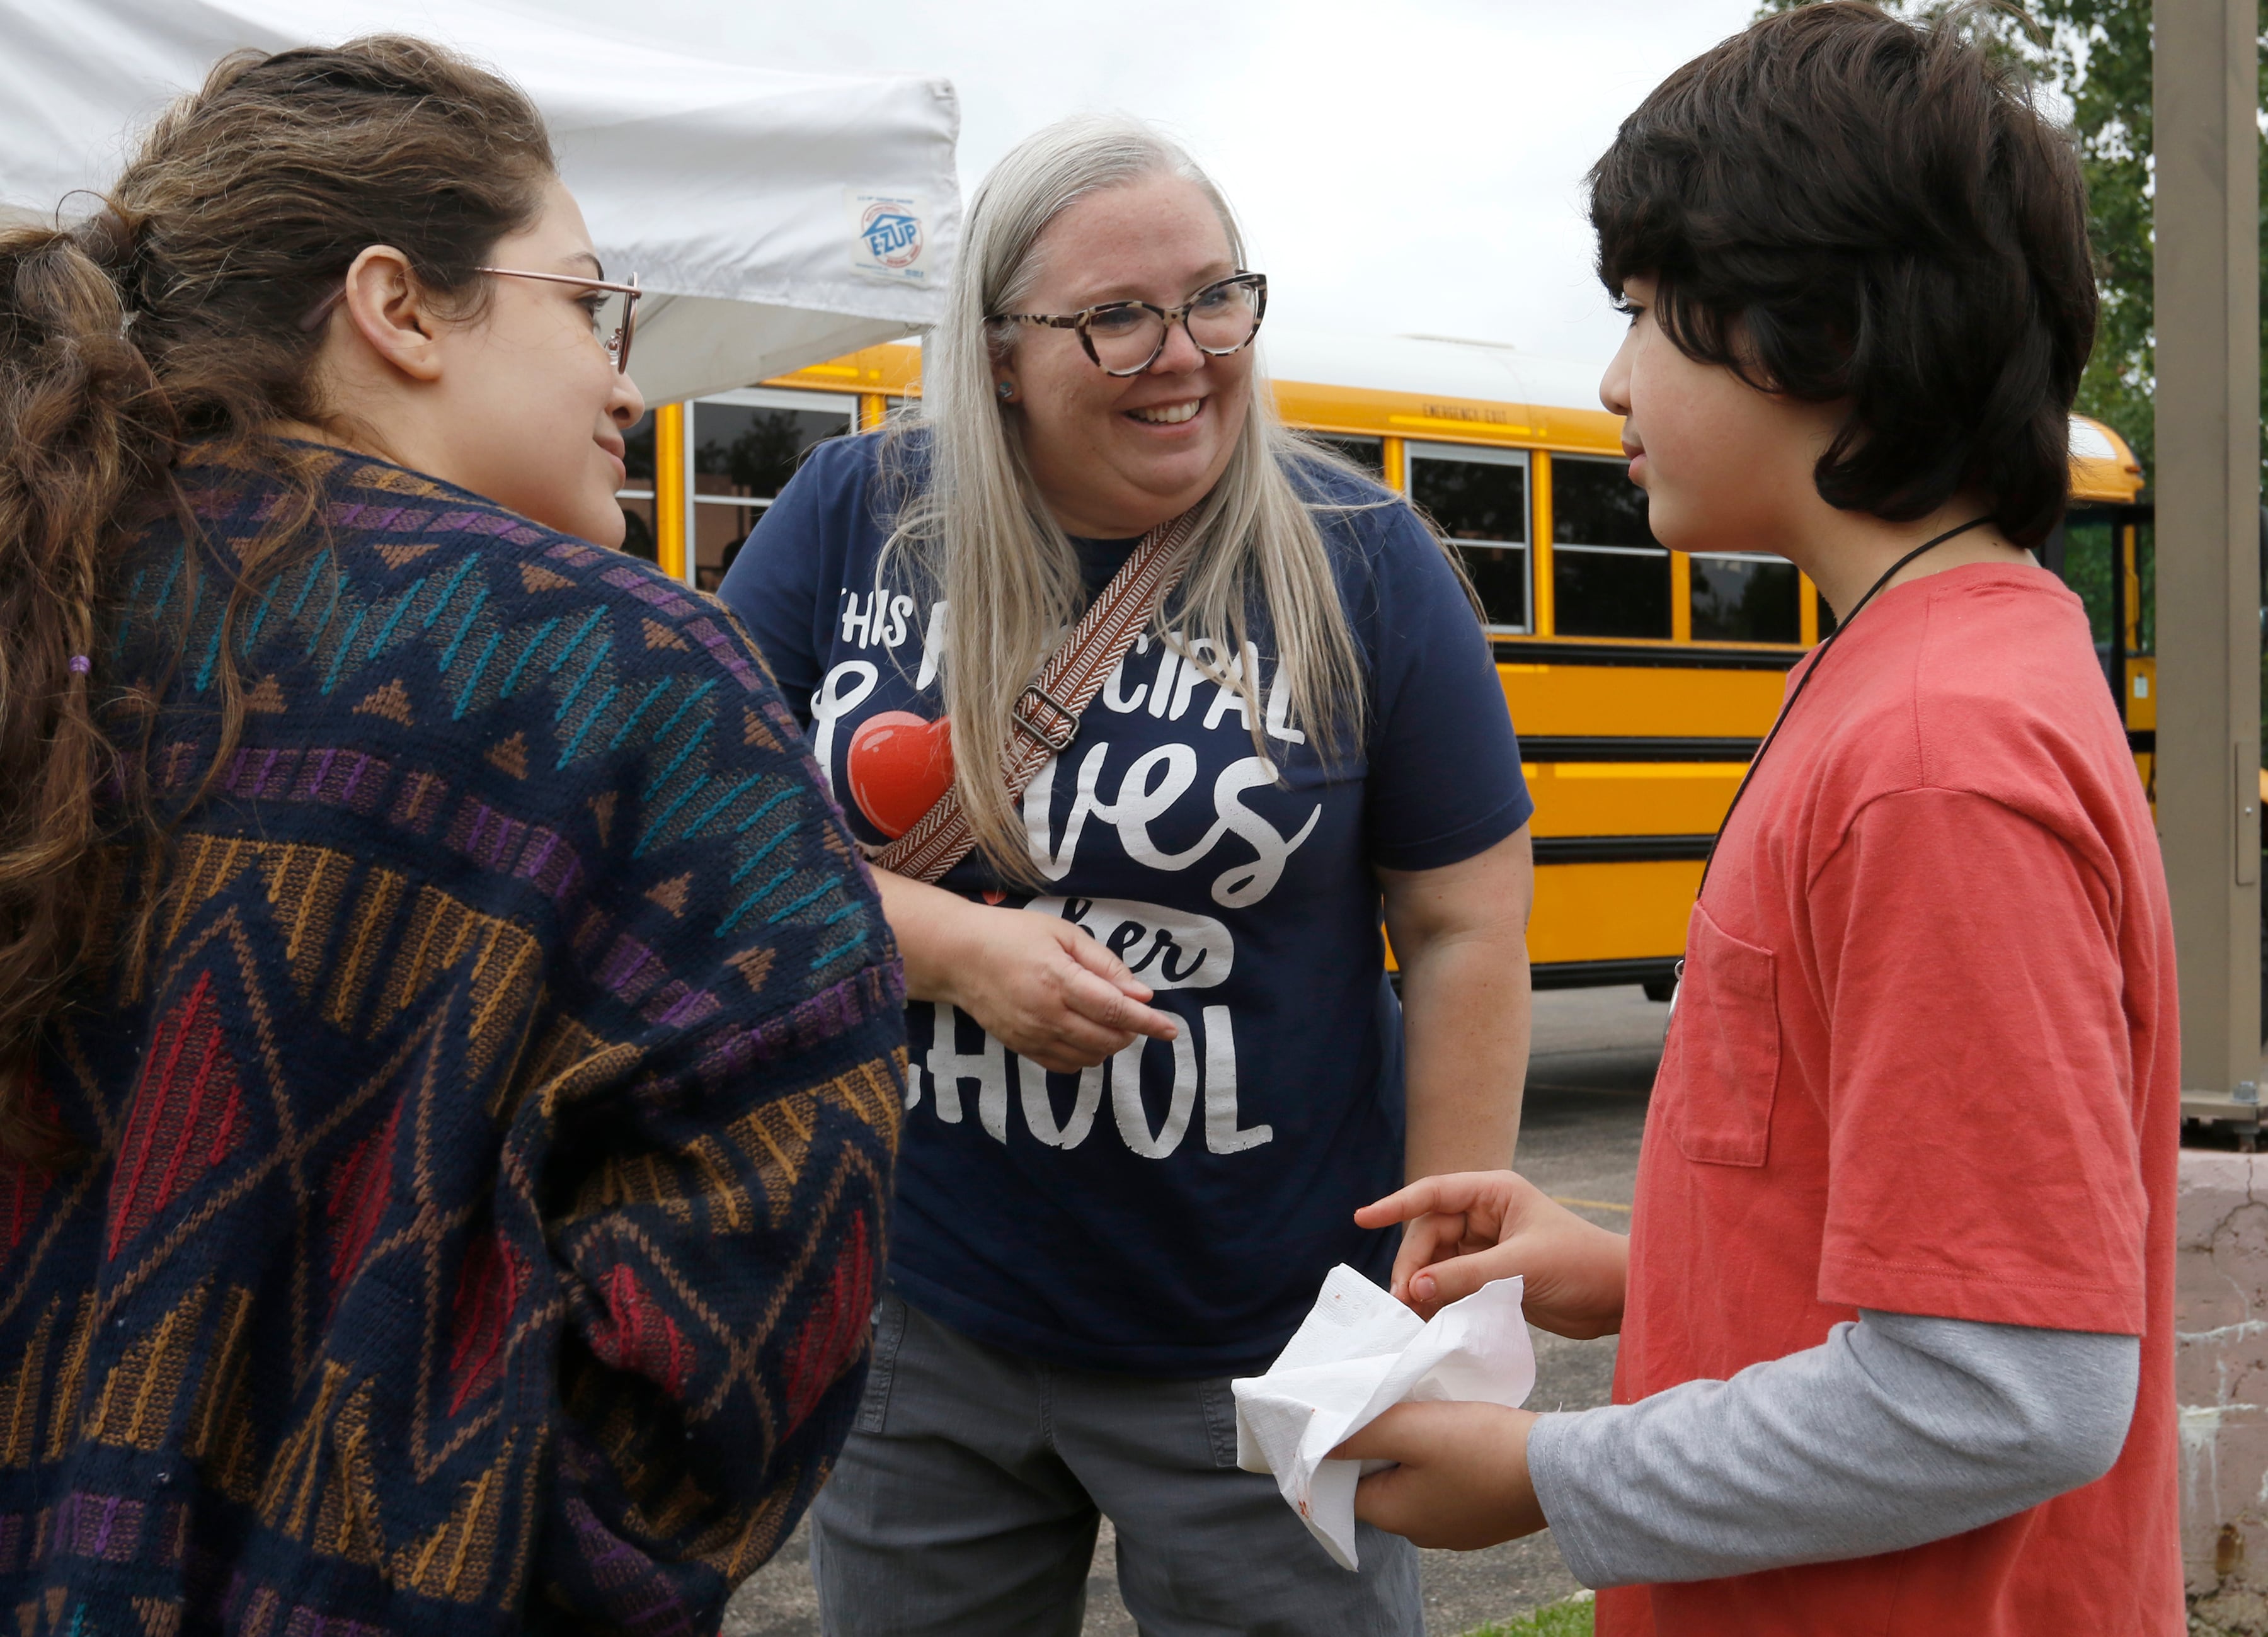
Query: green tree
2032,0,2162,484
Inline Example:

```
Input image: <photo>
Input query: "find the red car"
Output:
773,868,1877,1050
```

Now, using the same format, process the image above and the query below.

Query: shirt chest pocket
1660,905,1782,1167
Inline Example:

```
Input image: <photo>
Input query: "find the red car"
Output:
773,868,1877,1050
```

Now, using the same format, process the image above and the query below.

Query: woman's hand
874,870,1180,1073
1356,1169,1628,1338
947,905,1183,1071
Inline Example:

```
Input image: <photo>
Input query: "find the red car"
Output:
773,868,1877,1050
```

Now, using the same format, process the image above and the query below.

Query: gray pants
811,1294,1423,1636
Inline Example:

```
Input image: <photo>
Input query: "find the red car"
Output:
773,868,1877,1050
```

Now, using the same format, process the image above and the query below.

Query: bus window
1307,433,1385,479
1408,442,1530,632
692,390,856,590
1552,453,1670,638
616,409,659,565
2060,507,2120,642
1690,552,1800,642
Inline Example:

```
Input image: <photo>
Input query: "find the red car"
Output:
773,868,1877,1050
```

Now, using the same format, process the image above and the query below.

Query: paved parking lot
723,985,1666,1637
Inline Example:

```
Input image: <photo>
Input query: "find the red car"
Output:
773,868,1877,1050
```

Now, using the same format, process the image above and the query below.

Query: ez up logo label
847,190,929,283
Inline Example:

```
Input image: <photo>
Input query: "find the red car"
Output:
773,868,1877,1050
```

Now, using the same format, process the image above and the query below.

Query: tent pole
2155,0,2262,1112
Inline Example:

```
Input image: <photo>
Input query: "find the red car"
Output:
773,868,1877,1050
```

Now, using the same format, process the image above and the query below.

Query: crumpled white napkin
1231,1264,1535,1570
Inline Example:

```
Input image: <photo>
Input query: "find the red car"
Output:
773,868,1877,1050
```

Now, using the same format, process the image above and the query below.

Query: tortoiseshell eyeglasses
990,271,1267,377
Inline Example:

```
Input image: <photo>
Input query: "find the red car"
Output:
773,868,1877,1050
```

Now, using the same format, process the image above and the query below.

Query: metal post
2155,0,2262,1112
655,402,689,585
2108,518,2128,709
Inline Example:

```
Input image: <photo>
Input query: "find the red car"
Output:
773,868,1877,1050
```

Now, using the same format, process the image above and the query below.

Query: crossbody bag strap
872,508,1201,885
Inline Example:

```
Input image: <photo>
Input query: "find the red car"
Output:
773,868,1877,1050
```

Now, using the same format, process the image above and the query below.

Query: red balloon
845,711,956,839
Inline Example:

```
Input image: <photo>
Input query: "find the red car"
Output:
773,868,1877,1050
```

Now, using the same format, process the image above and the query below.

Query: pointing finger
1059,923,1155,1000
1354,1178,1453,1230
1063,966,1178,1041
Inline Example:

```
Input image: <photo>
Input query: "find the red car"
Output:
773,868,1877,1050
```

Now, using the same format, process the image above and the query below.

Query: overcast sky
539,0,1762,370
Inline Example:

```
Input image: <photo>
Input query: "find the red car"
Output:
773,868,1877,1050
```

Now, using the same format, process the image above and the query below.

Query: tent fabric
0,0,960,402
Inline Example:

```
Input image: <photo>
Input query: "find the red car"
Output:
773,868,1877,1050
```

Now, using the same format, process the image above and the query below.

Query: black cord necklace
1695,515,1995,899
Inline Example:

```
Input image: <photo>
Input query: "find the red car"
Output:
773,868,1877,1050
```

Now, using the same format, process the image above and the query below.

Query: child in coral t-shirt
1334,6,2182,1633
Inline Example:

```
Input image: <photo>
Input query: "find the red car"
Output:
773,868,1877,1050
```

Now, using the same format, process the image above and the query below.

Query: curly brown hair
0,37,556,1153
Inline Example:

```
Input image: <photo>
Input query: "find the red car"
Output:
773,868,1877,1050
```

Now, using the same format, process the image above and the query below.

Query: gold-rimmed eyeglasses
297,265,643,375
990,271,1267,377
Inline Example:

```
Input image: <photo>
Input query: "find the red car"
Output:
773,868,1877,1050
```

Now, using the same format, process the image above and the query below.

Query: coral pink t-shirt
1599,564,2182,1637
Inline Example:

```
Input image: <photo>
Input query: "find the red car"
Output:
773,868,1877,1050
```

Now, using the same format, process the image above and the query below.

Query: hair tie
67,655,90,675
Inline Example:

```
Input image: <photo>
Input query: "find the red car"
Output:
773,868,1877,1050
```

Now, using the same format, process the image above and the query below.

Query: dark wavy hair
1587,1,2097,547
0,38,554,1155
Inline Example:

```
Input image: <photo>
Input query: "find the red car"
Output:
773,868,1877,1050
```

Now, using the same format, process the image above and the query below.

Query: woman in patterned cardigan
0,36,902,1636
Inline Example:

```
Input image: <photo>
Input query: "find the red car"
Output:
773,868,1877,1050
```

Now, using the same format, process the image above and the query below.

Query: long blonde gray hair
883,114,1368,884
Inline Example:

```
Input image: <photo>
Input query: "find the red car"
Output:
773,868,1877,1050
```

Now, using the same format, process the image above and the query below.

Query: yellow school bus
616,334,2148,996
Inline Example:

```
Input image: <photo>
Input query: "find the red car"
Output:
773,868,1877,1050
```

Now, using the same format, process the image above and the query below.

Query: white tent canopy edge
0,0,961,404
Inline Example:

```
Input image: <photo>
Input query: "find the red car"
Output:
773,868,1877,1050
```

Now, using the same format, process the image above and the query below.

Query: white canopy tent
0,0,960,404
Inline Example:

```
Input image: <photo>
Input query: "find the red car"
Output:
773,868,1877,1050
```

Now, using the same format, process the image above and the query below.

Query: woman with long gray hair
722,114,1534,1633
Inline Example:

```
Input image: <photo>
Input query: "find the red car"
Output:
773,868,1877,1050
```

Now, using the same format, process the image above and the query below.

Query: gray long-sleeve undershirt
1523,1309,2139,1587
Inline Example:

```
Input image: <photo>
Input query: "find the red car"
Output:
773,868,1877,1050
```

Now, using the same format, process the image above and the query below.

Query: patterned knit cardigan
0,448,905,1636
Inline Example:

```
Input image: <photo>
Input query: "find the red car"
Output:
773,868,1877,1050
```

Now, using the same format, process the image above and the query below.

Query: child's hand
1356,1170,1628,1337
1333,1402,1546,1550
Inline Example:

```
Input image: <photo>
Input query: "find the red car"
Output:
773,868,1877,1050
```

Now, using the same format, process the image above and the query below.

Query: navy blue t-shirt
721,430,1530,1376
